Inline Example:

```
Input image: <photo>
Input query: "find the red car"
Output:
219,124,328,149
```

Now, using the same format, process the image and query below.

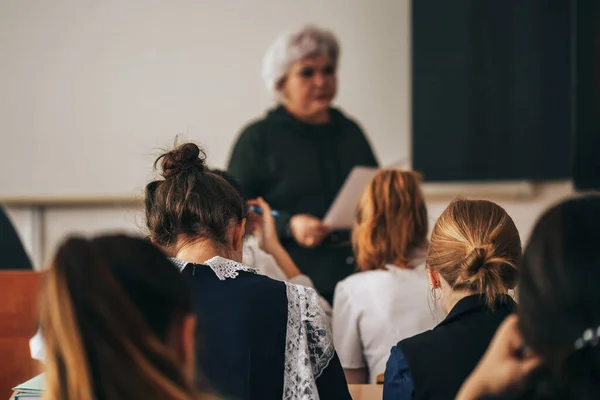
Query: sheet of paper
13,374,44,393
323,166,379,229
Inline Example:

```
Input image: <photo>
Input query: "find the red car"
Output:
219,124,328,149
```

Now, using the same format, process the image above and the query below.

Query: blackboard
412,0,572,182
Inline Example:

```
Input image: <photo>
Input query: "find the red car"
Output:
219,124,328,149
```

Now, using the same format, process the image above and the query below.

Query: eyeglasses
298,64,336,79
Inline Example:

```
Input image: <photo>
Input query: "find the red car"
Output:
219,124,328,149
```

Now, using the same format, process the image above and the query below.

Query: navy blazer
179,259,351,400
384,294,516,400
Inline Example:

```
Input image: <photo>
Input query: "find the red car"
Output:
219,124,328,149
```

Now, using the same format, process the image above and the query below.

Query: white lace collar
169,256,257,281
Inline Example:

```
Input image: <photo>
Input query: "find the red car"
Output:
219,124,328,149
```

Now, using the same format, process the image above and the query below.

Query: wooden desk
348,384,383,400
9,385,382,399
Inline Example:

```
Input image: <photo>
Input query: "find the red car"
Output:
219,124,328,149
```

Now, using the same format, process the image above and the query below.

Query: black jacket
227,106,378,302
396,294,516,400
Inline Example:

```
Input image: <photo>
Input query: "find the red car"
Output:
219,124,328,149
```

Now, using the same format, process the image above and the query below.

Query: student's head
145,180,175,256
353,169,428,271
40,235,200,400
209,169,256,236
518,196,600,397
427,199,520,312
145,143,248,261
210,169,244,200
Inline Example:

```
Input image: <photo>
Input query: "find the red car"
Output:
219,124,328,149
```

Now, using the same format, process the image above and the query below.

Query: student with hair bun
383,199,521,400
145,143,350,400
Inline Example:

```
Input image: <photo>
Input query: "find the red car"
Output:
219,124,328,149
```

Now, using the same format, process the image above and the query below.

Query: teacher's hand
290,214,332,248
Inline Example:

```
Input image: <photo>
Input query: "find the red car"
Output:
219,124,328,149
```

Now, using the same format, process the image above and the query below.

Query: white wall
0,0,409,198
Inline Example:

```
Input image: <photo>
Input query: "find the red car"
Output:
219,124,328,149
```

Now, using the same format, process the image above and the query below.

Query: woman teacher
228,25,378,303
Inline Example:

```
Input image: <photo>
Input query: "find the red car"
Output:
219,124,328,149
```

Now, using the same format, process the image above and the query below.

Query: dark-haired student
458,196,600,400
383,199,521,400
146,143,350,400
151,169,332,319
40,234,213,400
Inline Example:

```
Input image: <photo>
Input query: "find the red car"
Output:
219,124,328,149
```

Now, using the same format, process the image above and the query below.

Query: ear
427,267,440,288
150,238,174,257
231,218,247,251
150,237,161,249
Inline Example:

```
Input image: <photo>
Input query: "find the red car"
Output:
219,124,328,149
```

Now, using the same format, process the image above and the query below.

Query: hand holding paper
291,214,332,248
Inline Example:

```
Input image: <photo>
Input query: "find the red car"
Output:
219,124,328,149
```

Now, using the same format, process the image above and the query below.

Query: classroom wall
5,182,573,269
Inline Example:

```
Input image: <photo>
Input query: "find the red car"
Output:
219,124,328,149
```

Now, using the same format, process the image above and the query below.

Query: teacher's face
280,55,337,118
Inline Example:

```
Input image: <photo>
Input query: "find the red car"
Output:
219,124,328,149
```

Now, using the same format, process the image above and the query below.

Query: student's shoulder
334,270,392,303
223,270,289,308
337,269,392,290
238,269,286,286
396,321,449,354
182,261,284,289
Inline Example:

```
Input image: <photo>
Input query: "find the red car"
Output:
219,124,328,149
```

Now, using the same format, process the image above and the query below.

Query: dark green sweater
228,106,378,302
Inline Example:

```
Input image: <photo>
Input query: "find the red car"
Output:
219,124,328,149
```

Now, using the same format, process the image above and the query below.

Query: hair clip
574,326,600,350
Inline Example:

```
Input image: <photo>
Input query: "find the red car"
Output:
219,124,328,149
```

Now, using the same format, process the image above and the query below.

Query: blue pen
249,205,280,218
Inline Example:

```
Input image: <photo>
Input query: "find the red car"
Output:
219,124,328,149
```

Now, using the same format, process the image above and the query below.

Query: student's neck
176,243,241,265
441,289,477,315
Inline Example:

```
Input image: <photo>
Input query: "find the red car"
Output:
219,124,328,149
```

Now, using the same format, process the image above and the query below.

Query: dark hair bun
157,143,207,179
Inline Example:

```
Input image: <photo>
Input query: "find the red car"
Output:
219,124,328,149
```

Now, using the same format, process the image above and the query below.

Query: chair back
0,271,42,398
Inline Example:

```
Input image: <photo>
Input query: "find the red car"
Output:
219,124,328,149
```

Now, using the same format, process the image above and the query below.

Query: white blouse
332,264,439,383
242,236,332,318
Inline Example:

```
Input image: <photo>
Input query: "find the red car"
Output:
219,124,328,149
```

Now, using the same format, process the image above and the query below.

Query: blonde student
384,199,521,400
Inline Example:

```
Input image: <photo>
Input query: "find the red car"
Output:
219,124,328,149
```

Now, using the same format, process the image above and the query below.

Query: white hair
261,25,340,101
